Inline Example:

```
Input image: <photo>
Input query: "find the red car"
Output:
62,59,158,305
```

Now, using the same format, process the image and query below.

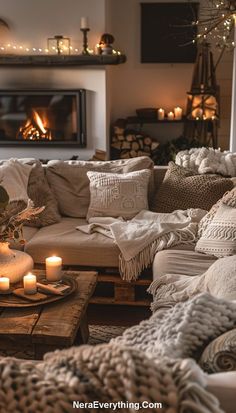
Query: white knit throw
0,293,233,413
77,209,206,280
175,147,236,176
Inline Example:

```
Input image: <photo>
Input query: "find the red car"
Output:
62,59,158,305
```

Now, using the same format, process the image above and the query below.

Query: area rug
88,324,127,345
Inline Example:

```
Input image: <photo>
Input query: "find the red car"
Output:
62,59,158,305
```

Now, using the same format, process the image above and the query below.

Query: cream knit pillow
196,203,236,257
87,169,151,219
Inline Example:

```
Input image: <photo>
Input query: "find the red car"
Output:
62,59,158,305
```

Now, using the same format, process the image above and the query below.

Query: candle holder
80,28,90,55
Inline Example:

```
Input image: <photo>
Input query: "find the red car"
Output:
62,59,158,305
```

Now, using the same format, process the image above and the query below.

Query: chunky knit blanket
175,147,236,177
77,208,206,280
0,293,233,413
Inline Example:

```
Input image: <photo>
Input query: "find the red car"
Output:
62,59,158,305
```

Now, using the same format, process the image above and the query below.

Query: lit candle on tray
157,108,165,120
46,256,62,282
167,111,175,120
24,273,37,295
174,106,183,120
0,277,10,292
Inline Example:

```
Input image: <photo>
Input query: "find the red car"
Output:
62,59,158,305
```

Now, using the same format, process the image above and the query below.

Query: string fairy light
191,0,236,50
0,42,121,56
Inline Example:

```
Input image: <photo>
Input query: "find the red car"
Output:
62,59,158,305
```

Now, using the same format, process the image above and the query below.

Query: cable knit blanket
175,147,236,177
77,208,206,280
0,293,235,413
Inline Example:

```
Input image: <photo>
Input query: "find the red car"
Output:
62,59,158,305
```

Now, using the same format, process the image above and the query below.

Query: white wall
106,0,233,150
0,0,108,160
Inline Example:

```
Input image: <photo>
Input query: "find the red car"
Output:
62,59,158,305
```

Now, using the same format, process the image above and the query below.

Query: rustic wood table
0,270,97,360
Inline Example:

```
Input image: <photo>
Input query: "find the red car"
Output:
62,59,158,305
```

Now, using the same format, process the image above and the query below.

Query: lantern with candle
47,35,71,55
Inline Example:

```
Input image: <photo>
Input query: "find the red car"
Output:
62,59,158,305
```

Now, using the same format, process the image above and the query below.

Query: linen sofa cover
25,217,120,267
152,247,216,279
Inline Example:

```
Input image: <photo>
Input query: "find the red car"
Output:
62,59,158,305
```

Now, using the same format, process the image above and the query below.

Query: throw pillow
195,203,236,257
199,328,236,373
27,162,61,227
46,157,154,218
0,159,32,202
198,186,236,238
86,169,151,219
151,162,234,213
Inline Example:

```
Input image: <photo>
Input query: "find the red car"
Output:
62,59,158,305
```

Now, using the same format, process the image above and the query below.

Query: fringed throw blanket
0,294,235,413
77,208,206,280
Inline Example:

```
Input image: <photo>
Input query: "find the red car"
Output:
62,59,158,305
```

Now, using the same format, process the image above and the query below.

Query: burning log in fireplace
17,110,52,141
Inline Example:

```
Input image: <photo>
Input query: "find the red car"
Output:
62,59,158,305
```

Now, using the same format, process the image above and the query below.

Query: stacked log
111,125,159,159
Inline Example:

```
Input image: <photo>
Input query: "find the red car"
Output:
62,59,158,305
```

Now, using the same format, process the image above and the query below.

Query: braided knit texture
0,293,234,413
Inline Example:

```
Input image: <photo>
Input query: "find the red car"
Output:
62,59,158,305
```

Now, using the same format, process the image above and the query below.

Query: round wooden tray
0,275,77,308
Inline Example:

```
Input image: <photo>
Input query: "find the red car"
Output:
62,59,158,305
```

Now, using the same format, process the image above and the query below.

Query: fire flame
32,110,47,134
17,109,52,141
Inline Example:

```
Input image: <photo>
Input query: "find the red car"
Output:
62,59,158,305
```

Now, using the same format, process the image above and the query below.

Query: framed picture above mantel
141,2,199,63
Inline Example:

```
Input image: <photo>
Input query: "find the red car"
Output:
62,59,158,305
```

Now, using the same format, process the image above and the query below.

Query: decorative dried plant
0,185,44,244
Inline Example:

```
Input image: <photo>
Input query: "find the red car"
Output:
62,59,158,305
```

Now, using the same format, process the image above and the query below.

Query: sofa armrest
199,328,236,373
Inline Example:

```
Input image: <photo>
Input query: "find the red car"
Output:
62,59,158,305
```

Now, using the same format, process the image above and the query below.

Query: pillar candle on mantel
174,107,183,120
157,108,165,120
46,256,62,282
24,273,37,295
167,111,175,121
81,17,89,29
0,277,9,292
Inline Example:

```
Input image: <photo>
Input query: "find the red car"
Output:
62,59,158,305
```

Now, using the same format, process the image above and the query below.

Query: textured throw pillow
27,162,61,227
46,157,154,218
195,203,236,257
200,328,236,373
151,162,234,213
86,169,151,219
198,186,236,237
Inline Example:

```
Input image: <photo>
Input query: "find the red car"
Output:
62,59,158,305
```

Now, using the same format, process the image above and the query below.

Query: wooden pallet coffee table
0,270,97,360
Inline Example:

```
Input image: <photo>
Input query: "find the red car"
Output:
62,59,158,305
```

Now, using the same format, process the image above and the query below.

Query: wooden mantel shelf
0,54,127,67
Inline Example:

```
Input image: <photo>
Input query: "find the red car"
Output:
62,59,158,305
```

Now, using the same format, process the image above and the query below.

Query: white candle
158,108,165,120
167,111,175,121
46,256,62,282
174,106,183,120
0,277,9,292
24,273,37,295
81,17,89,29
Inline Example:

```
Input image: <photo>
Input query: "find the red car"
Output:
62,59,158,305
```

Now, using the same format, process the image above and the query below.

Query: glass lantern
47,35,71,55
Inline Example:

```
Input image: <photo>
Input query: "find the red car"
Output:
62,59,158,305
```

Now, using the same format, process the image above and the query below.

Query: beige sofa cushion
206,372,236,413
196,203,236,257
151,162,234,213
152,247,216,279
87,169,151,219
46,157,153,218
25,217,119,267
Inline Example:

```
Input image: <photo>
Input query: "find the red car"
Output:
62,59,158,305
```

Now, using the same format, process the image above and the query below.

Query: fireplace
0,89,86,146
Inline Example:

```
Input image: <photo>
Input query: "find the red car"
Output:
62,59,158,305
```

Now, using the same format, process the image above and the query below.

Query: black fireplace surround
0,89,86,146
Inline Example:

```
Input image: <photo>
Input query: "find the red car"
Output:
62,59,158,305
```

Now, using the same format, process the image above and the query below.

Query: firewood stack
111,120,159,159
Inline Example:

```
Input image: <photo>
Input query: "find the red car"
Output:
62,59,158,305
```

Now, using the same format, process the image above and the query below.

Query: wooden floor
87,303,151,326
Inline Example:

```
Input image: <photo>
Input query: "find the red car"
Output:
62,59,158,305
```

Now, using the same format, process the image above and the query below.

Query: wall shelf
0,54,127,67
126,116,186,125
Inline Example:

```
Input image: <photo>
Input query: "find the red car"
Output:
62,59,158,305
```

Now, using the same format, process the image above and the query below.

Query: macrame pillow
87,169,151,219
195,203,236,257
151,162,234,213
